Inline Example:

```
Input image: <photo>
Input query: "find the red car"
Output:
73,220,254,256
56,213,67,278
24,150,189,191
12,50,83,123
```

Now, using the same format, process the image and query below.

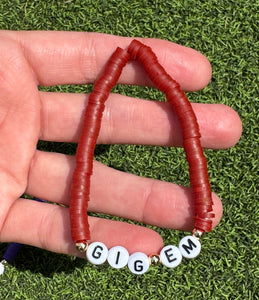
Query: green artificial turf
0,0,258,299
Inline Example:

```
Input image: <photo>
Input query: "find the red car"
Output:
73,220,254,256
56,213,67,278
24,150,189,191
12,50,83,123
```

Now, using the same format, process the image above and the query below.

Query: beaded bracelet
69,40,214,274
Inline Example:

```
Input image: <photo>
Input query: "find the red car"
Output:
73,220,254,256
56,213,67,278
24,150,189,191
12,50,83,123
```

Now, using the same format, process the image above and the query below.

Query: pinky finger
0,198,163,257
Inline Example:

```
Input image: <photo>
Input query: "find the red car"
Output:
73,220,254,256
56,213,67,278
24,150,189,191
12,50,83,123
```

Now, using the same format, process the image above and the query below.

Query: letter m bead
179,236,201,259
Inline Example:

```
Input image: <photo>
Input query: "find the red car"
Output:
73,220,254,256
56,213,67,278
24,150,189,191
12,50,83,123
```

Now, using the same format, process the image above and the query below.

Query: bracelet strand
70,40,215,274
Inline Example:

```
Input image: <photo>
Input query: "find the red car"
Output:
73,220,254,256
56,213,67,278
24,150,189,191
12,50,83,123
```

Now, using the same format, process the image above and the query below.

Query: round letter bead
107,246,129,269
179,235,201,259
128,252,149,275
0,262,5,275
86,242,108,265
160,245,182,268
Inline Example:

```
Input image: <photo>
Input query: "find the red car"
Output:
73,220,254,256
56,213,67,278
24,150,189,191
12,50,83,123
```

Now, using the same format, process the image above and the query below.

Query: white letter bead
107,246,129,269
128,252,150,275
0,263,5,275
86,242,108,265
160,245,182,268
179,235,201,259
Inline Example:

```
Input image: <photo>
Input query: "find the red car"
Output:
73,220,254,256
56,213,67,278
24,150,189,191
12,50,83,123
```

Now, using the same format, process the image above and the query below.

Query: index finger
2,30,212,91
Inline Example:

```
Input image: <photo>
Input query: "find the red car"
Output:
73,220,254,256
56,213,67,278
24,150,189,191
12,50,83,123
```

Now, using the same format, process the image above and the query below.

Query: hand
0,31,242,257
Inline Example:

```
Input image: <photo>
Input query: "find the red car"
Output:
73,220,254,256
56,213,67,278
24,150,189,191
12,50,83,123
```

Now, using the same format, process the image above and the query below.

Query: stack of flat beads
80,234,201,275
70,40,214,275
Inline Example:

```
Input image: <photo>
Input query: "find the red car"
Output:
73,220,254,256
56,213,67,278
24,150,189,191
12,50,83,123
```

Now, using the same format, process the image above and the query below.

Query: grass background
0,0,258,299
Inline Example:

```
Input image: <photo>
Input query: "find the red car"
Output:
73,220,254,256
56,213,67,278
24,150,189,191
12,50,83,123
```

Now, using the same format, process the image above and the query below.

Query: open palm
0,31,242,257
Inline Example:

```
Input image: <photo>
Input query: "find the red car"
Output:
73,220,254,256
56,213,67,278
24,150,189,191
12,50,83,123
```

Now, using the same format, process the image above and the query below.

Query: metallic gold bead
76,242,89,253
192,229,204,240
148,253,161,265
0,259,8,265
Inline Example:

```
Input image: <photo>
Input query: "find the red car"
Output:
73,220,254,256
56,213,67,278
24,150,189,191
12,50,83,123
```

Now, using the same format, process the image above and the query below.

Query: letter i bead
107,246,129,269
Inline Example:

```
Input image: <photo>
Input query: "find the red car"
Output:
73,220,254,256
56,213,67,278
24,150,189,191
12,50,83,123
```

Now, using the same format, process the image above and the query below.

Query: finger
27,151,223,231
0,34,41,231
0,198,163,256
39,91,242,149
4,30,212,91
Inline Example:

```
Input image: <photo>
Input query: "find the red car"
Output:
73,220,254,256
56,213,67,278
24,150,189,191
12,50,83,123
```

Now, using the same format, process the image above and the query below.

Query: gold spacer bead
148,253,161,266
0,259,8,265
76,242,89,253
192,229,204,240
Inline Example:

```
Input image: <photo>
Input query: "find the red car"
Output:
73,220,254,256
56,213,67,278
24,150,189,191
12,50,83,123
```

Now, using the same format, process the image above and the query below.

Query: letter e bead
160,245,182,268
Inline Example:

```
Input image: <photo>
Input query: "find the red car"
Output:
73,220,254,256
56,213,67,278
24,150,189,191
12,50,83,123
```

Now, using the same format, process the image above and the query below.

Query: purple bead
3,243,23,263
34,198,46,203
